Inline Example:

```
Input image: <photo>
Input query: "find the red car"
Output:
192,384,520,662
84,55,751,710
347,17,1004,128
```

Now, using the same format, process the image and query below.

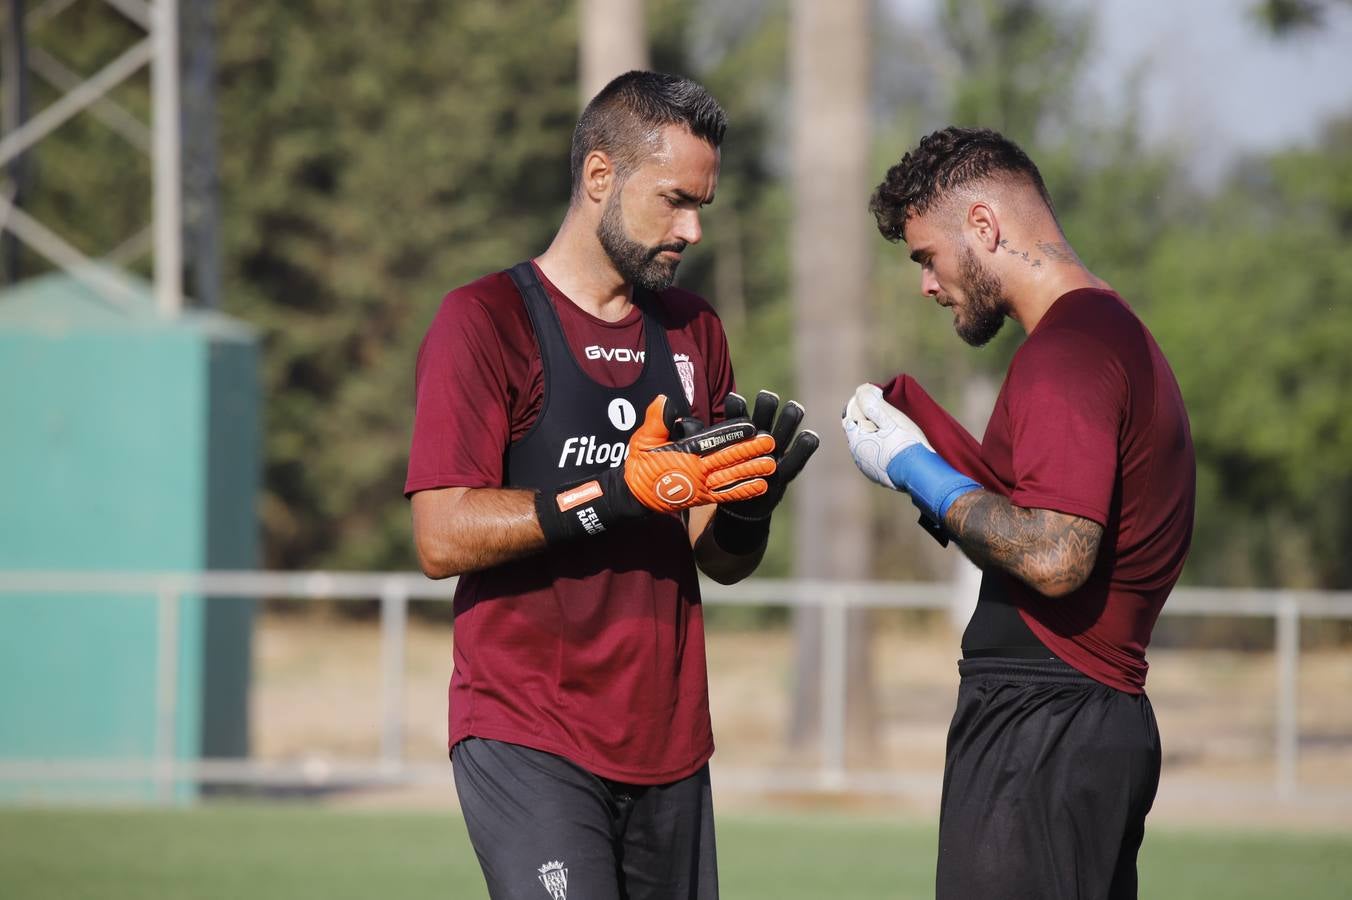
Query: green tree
941,0,1092,141
215,0,579,569
1141,117,1352,588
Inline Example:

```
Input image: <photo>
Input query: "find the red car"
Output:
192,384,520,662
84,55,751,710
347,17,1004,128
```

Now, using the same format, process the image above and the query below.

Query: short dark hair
570,71,727,199
869,127,1054,242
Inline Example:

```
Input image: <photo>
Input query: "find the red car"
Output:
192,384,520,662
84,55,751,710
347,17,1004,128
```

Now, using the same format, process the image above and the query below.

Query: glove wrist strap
536,467,649,545
712,506,771,555
886,444,982,524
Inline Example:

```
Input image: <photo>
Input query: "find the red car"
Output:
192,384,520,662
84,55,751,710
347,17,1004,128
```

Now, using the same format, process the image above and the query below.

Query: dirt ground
250,611,1352,828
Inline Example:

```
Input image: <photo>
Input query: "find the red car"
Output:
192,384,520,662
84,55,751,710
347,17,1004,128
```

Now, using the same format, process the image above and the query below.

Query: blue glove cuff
885,444,982,523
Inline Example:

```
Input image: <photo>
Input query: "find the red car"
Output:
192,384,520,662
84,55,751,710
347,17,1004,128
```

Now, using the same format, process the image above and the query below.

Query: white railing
2,571,1350,803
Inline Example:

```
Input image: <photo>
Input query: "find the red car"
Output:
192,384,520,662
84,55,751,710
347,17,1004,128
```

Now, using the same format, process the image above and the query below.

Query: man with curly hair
843,126,1195,899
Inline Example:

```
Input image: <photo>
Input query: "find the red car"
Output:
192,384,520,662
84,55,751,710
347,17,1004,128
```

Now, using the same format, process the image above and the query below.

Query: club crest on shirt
673,353,696,404
537,860,568,899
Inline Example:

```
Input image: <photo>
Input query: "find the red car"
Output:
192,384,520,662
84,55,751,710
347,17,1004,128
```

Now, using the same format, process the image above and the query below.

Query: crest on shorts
673,353,696,404
537,860,568,900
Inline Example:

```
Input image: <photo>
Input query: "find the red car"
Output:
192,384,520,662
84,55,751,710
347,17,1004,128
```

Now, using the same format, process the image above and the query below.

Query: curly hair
570,71,727,200
869,127,1053,242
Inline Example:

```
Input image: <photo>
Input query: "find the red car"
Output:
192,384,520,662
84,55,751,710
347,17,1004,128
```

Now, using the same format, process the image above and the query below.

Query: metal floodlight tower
151,0,181,316
0,0,219,316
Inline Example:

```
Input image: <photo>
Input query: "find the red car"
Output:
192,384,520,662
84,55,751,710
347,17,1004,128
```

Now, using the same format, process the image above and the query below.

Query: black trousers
936,658,1161,900
452,737,718,900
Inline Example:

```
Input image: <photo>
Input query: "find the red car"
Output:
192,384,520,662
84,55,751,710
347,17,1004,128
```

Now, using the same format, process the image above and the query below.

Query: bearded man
406,71,817,900
843,126,1195,900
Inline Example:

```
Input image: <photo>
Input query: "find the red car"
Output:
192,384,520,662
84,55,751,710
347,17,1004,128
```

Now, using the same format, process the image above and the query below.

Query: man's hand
537,395,775,543
718,391,819,522
841,383,981,524
841,383,933,490
625,395,777,508
706,390,819,558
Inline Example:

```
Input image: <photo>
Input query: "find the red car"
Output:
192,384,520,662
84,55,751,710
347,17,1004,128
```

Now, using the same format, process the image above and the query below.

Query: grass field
2,804,1350,899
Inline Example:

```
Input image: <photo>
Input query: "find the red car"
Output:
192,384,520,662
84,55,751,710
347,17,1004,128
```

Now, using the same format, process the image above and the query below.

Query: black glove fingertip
723,392,749,421
771,400,805,451
778,429,820,482
751,390,779,433
660,395,681,435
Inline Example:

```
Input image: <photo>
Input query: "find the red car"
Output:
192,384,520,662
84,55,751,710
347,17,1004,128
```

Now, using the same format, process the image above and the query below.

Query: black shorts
936,657,1161,900
452,738,718,900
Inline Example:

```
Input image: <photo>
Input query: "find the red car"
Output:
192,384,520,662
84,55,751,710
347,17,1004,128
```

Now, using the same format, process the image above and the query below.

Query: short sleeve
1005,332,1126,525
703,319,736,424
404,292,513,495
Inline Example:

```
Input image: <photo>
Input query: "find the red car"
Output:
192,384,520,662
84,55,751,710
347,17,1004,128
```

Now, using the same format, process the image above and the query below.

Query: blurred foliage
1139,118,1352,588
213,0,580,570
1251,0,1352,33
941,0,1093,141
12,0,1352,595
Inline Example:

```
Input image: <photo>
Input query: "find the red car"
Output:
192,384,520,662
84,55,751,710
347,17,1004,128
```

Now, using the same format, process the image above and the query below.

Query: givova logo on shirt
585,344,645,363
584,345,698,407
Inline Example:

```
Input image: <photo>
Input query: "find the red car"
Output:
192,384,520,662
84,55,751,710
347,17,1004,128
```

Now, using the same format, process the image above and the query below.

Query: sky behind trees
886,0,1352,183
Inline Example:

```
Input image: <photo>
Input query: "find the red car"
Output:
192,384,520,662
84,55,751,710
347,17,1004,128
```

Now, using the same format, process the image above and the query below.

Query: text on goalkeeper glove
537,395,776,543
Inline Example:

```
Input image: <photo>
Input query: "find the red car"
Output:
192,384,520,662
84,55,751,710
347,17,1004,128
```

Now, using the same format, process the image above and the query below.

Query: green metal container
0,271,260,803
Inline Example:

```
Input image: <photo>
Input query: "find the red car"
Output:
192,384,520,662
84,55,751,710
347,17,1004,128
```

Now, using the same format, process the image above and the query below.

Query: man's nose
920,268,940,297
673,209,702,246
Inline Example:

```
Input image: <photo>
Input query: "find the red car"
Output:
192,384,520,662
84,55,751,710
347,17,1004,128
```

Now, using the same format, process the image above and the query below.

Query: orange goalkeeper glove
536,395,776,543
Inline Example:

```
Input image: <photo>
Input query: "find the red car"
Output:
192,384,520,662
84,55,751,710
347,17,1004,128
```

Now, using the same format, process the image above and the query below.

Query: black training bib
503,261,691,493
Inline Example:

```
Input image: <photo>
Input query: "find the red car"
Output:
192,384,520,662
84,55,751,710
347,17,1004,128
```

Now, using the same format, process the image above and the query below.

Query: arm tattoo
944,491,1103,597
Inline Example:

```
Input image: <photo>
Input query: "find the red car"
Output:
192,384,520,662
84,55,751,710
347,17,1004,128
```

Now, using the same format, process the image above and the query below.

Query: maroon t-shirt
884,288,1195,693
405,263,736,783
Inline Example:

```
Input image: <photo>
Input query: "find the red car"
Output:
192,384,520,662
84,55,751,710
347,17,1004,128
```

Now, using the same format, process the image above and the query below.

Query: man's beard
597,190,687,293
952,245,1009,347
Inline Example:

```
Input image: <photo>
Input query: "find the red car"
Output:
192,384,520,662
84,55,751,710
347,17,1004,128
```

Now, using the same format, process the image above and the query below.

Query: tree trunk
578,0,648,105
788,0,875,755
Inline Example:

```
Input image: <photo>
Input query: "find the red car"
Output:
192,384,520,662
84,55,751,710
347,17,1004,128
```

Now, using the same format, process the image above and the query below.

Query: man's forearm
692,505,766,585
943,490,1103,598
412,487,546,579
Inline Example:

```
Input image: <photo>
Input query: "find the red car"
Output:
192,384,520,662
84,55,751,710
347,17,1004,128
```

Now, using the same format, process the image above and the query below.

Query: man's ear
967,201,1000,253
583,150,616,204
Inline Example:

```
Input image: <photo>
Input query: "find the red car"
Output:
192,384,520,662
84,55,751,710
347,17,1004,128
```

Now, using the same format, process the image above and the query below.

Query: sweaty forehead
635,127,719,196
648,126,717,165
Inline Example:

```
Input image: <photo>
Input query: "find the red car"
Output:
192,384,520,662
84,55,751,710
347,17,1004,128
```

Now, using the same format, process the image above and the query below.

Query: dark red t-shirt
885,288,1195,693
405,263,736,783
